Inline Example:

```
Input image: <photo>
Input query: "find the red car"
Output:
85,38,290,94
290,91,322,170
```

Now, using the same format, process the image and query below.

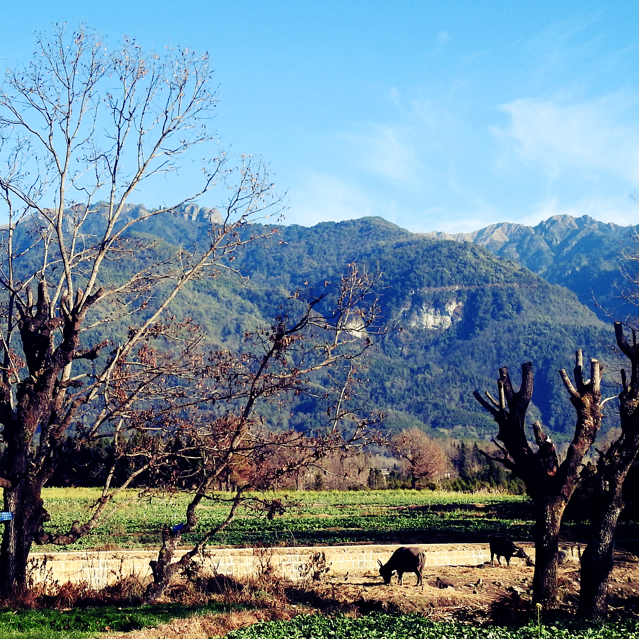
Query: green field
35,487,609,552
0,602,236,637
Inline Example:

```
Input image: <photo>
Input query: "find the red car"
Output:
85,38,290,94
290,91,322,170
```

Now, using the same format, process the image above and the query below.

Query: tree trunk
578,447,634,619
0,476,45,598
579,540,615,619
0,401,54,599
0,486,28,597
531,497,564,607
146,525,183,604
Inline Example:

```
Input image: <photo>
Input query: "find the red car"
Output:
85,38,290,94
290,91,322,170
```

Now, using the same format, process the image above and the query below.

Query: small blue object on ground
172,523,184,533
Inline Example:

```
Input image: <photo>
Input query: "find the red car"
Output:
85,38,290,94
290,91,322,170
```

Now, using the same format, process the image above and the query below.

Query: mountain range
9,206,632,443
426,214,638,322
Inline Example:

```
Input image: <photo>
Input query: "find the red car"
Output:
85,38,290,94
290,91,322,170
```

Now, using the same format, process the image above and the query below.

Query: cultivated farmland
10,488,639,638
40,488,537,551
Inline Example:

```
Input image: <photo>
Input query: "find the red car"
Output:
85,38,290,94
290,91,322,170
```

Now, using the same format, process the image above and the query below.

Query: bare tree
390,428,450,489
474,354,603,608
0,25,284,597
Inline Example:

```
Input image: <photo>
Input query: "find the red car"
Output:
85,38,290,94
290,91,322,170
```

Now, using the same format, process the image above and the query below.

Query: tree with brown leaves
390,428,450,489
139,265,383,602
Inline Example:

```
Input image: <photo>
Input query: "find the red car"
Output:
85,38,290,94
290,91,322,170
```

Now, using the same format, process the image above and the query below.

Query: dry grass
108,608,301,639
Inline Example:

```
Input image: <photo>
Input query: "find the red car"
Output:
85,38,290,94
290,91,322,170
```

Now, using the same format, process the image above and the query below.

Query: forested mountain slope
230,220,611,440
123,208,613,440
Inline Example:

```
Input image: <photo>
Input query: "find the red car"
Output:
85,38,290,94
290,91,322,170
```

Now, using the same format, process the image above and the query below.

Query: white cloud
437,31,451,47
389,86,402,107
494,93,639,182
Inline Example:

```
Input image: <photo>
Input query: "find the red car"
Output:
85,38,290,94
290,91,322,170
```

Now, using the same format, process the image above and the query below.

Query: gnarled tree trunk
531,496,565,605
474,353,602,609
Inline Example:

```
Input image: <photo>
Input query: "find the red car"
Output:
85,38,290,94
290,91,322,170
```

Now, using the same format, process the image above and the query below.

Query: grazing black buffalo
378,546,426,585
489,536,529,566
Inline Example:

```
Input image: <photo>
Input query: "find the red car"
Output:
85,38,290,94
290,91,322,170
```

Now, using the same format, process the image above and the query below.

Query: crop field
36,487,627,552
219,613,639,639
38,488,530,551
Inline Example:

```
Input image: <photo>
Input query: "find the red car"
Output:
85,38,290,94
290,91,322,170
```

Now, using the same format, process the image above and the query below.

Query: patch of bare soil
300,550,639,625
108,608,305,639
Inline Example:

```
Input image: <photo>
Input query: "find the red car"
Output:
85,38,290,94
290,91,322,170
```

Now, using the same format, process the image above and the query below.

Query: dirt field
110,548,639,639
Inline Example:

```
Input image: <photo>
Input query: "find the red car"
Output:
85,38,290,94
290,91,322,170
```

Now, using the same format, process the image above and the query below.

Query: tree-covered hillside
120,209,614,441
235,223,611,439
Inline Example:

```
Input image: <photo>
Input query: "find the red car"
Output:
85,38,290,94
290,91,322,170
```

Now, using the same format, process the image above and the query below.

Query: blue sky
2,1,638,233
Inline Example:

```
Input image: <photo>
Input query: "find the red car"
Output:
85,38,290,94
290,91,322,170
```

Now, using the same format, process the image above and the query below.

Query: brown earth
109,549,639,639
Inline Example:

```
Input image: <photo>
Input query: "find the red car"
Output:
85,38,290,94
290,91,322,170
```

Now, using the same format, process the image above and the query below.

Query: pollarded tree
0,25,283,597
474,354,603,608
390,428,450,489
576,322,639,619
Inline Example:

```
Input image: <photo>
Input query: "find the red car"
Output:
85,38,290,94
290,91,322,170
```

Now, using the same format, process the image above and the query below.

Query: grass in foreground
0,602,235,638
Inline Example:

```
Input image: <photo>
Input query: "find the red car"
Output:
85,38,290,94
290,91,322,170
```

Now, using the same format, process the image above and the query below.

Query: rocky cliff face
401,296,464,330
169,203,223,224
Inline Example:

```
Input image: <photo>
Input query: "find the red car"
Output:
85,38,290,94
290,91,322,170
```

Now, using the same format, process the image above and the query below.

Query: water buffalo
378,546,426,585
489,535,529,566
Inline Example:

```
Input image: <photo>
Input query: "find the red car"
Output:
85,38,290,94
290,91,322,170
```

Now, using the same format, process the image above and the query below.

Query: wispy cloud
339,124,423,186
519,11,606,82
494,92,639,182
435,30,451,52
438,31,451,45
337,91,469,192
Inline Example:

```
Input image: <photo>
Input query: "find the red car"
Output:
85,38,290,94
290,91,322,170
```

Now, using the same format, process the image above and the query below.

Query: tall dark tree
474,353,603,608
